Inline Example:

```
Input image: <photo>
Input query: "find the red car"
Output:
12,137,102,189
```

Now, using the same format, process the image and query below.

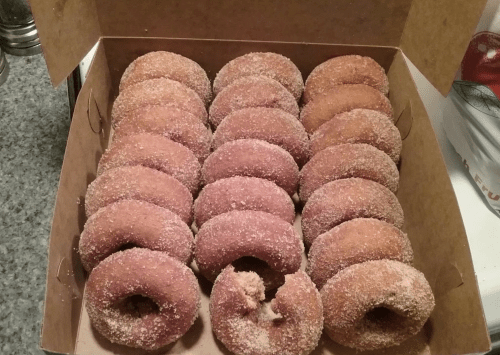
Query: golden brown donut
299,143,399,202
194,176,295,227
210,266,323,355
202,139,299,196
79,200,194,272
111,77,207,127
119,51,212,105
209,75,299,128
301,178,404,246
304,55,389,103
97,133,201,195
321,260,434,351
213,52,304,101
212,107,310,167
300,84,393,134
85,248,200,350
194,210,303,290
85,165,193,225
113,105,212,163
310,108,402,163
306,218,413,289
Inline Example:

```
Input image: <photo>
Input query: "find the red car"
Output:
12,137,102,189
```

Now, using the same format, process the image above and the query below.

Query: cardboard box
31,0,492,354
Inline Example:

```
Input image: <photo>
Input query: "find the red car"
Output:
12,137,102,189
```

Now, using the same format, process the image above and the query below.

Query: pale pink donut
310,108,402,163
97,133,201,195
113,105,212,163
202,139,299,196
213,52,304,101
300,84,393,134
79,200,194,272
194,210,303,290
210,266,323,355
194,176,295,227
304,55,389,103
85,248,200,350
307,218,413,289
85,165,193,225
111,77,207,127
119,51,212,105
212,107,310,166
209,75,299,128
299,143,399,202
321,260,434,351
301,178,404,246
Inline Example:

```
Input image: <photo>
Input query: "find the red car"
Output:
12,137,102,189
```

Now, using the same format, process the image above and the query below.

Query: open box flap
400,0,488,95
28,0,101,87
29,0,488,92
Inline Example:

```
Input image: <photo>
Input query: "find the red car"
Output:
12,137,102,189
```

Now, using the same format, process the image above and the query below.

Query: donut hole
361,305,407,332
232,257,283,289
117,243,140,252
114,294,160,318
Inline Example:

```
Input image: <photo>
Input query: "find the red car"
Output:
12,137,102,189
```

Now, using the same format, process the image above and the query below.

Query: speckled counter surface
0,53,70,354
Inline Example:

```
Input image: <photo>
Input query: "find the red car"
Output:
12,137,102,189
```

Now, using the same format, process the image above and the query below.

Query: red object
461,31,500,98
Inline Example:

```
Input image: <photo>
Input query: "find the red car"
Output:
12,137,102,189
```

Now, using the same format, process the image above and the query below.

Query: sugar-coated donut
85,248,200,350
96,133,201,195
321,260,434,350
79,200,194,272
301,178,404,246
209,75,299,128
194,176,295,227
213,52,304,101
194,210,303,289
85,166,193,224
210,266,323,355
307,218,413,289
299,143,399,202
213,107,310,166
111,78,207,127
300,84,393,134
113,105,212,163
202,139,299,196
304,55,389,103
310,109,402,163
119,51,212,105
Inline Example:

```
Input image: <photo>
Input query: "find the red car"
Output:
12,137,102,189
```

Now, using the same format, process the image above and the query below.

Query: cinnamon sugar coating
79,200,194,271
85,165,193,225
209,76,299,128
194,176,295,227
307,218,413,289
210,266,323,355
304,55,389,103
119,51,212,105
310,109,401,162
300,84,393,134
301,178,404,246
194,210,303,290
85,248,200,350
202,139,299,196
213,107,310,166
213,52,304,101
97,133,201,195
299,143,399,202
321,260,434,350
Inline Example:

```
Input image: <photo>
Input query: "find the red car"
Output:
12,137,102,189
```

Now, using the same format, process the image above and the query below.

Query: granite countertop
0,53,70,354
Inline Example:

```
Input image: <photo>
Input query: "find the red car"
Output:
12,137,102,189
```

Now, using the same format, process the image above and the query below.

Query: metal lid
0,47,9,85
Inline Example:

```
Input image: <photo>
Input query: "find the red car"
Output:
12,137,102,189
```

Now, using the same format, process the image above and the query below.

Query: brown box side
39,42,113,353
40,38,491,354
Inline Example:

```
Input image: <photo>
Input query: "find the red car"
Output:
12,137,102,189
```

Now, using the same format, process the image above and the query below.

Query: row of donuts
78,51,323,353
196,53,325,355
80,52,214,350
298,57,435,351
